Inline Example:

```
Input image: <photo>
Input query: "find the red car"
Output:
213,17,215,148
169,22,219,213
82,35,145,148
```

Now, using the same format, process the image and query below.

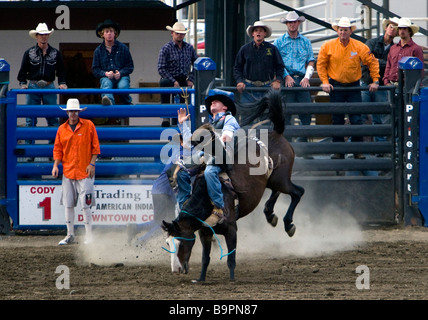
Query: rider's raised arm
178,119,192,150
177,108,192,149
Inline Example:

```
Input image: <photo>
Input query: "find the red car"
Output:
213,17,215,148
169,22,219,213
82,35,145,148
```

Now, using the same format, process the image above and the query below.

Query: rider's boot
205,206,226,227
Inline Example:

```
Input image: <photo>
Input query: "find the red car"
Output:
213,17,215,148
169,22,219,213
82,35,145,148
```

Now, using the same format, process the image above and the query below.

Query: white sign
19,185,154,227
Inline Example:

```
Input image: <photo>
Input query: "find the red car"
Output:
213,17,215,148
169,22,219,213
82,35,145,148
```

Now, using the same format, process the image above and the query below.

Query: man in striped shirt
274,11,315,148
317,17,380,160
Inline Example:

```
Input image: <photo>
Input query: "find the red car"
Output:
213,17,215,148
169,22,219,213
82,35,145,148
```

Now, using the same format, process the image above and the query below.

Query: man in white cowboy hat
274,11,315,152
158,21,198,127
317,17,380,160
234,21,284,103
384,17,424,86
17,22,67,144
92,19,134,106
361,17,399,144
52,99,100,245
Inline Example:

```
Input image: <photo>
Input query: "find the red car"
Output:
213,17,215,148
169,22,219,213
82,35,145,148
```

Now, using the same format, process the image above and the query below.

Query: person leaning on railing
316,17,380,160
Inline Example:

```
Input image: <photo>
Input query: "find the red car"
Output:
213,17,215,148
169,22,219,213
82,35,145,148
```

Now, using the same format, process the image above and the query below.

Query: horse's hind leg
283,183,305,237
264,190,280,227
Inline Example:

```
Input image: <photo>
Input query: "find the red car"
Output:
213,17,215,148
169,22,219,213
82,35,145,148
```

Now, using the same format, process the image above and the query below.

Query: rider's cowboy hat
60,98,87,112
332,17,357,32
166,22,189,34
280,11,306,24
205,89,236,116
96,19,121,38
393,17,420,34
29,23,54,39
246,21,272,38
382,17,400,30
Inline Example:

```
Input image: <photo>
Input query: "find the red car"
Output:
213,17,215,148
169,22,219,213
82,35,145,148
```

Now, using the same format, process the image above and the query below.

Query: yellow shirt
317,37,380,85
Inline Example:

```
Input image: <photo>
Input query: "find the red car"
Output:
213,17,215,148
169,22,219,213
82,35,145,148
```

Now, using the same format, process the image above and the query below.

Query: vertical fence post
0,59,10,234
194,57,217,128
399,56,424,225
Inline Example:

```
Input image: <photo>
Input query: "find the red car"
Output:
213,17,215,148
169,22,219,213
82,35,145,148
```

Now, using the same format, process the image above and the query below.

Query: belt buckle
253,80,263,87
36,80,48,88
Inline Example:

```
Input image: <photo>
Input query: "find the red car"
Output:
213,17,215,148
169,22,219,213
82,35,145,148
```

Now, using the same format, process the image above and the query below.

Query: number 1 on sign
38,197,52,220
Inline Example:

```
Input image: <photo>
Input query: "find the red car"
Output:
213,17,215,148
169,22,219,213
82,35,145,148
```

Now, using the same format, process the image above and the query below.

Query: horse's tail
239,89,285,134
265,89,285,134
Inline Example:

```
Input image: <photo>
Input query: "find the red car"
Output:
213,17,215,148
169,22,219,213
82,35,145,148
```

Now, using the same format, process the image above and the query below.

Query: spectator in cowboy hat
157,22,198,127
316,17,380,160
274,11,315,152
384,17,424,86
92,19,134,106
361,17,399,145
17,22,67,145
234,21,284,103
53,98,100,245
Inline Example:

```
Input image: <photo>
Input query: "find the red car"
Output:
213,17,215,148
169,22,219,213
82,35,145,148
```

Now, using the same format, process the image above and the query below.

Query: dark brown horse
162,89,304,281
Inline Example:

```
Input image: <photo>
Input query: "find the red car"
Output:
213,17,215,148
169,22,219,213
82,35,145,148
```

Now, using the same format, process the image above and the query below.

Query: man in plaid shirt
157,22,198,126
92,19,134,106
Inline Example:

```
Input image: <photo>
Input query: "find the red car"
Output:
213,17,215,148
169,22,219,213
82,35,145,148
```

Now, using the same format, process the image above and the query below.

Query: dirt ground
1,207,428,302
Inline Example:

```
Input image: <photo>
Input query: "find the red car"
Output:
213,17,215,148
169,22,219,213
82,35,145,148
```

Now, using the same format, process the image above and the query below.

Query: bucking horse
162,89,304,281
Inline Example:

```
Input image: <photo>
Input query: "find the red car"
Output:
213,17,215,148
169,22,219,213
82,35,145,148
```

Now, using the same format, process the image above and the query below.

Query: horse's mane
237,89,285,135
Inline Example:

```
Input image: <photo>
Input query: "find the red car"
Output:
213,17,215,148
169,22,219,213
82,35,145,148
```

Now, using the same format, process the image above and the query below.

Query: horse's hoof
285,224,296,237
267,214,278,227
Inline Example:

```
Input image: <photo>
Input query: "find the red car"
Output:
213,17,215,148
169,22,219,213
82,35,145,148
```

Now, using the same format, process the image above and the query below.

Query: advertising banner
19,184,154,227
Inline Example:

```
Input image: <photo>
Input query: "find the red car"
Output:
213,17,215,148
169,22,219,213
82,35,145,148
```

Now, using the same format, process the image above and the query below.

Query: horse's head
162,219,195,274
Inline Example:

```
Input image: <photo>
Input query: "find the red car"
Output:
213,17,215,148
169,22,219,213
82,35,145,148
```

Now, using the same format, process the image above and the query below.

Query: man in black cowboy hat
92,19,134,106
177,89,240,225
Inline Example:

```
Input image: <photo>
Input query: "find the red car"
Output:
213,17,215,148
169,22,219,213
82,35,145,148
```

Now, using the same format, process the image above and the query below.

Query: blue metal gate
2,87,194,230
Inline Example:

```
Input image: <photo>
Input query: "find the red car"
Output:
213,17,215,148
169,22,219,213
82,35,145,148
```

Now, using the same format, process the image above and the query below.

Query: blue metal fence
4,88,195,229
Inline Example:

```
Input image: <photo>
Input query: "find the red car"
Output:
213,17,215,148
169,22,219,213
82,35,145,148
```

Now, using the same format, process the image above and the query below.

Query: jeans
204,164,223,209
176,169,192,209
25,82,59,128
329,80,363,143
100,76,132,104
284,75,312,126
239,82,270,104
361,81,390,142
159,77,188,104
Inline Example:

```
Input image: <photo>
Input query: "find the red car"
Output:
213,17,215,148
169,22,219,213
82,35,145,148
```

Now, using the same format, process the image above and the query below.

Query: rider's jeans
204,164,224,209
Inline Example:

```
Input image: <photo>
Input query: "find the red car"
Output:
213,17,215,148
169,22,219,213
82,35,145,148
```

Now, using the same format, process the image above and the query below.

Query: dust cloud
236,195,364,258
75,194,364,267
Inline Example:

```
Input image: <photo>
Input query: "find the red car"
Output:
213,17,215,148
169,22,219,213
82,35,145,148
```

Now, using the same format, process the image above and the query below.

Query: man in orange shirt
317,17,380,159
52,98,101,245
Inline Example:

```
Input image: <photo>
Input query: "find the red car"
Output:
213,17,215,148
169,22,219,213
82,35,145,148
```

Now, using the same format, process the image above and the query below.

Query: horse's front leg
263,190,280,227
225,228,237,281
194,229,213,282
